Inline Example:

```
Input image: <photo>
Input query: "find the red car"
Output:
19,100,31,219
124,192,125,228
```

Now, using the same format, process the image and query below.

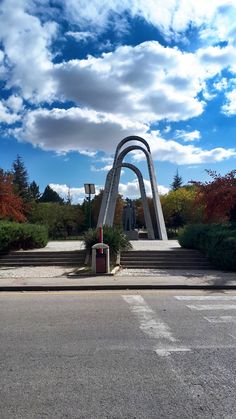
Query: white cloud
16,106,147,154
57,0,236,43
96,156,114,164
65,31,96,42
79,150,97,157
175,129,201,142
214,77,228,91
50,183,85,203
50,183,101,203
222,89,236,115
119,178,169,198
5,95,23,113
0,0,57,102
91,164,112,172
133,131,236,164
14,108,236,165
54,41,211,123
50,179,169,203
197,45,236,73
0,100,21,124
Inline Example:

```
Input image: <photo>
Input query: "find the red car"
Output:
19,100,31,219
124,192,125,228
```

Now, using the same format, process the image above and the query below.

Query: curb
1,284,236,292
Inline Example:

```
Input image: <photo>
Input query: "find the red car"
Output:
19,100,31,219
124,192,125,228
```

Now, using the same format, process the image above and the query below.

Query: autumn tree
192,170,236,222
161,186,202,230
0,169,26,222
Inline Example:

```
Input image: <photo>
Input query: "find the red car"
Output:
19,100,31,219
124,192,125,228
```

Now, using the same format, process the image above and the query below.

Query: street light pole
84,183,95,229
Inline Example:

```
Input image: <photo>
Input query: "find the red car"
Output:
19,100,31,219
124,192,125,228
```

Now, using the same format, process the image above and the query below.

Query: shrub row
178,223,236,271
0,221,48,252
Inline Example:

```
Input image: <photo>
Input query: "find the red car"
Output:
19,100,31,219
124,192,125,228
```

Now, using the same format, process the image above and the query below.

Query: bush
83,226,132,260
28,202,85,239
178,223,236,271
0,221,48,252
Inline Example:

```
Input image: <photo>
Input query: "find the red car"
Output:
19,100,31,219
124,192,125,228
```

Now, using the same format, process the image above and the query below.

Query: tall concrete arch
97,136,167,240
108,162,155,240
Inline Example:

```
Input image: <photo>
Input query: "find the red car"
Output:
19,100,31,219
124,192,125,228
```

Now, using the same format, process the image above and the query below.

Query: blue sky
0,0,236,202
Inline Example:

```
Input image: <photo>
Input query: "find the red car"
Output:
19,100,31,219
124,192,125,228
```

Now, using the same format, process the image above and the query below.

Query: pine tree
171,169,183,191
29,181,41,201
66,187,72,205
12,155,30,201
39,185,64,203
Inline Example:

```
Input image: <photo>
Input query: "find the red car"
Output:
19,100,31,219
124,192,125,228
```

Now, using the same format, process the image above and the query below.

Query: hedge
0,221,48,252
83,226,132,260
178,223,236,271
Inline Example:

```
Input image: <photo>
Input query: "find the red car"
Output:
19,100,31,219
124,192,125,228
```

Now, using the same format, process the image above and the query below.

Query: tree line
0,155,235,239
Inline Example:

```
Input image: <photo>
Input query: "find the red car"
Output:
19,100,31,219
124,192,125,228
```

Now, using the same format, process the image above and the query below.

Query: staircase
120,249,212,269
0,250,86,267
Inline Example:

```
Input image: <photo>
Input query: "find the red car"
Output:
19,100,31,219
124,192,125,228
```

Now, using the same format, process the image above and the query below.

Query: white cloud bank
0,0,57,102
119,179,169,198
0,1,236,166
15,108,236,164
54,41,209,123
50,179,169,203
57,0,236,43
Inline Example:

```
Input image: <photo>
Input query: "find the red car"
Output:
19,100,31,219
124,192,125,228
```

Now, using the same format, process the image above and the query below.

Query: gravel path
0,266,76,278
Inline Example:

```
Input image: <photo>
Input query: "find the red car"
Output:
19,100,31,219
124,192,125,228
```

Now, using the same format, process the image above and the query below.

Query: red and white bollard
99,225,103,254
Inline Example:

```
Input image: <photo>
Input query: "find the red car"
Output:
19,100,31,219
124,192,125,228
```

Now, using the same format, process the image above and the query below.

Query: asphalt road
0,290,236,419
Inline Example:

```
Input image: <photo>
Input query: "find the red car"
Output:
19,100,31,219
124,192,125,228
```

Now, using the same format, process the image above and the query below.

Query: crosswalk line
122,295,189,356
175,296,236,301
186,304,236,311
204,316,236,323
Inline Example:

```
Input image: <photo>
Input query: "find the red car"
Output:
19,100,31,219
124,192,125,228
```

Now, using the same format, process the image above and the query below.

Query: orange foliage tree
0,169,26,222
192,170,236,222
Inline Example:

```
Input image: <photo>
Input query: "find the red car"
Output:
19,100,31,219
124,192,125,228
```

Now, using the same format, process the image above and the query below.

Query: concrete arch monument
97,136,167,240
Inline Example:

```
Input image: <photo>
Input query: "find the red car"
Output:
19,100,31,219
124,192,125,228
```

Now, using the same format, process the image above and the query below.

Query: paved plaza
18,239,181,252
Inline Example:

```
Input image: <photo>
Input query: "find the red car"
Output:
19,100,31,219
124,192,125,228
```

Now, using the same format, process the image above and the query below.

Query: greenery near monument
0,156,236,271
179,224,236,271
83,226,132,260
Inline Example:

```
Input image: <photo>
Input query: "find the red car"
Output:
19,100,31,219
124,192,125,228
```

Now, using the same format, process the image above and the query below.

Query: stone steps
0,250,86,266
120,249,212,269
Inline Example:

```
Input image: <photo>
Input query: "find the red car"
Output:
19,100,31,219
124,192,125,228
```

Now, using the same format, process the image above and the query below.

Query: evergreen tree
39,185,64,203
12,155,30,201
171,169,183,190
66,187,72,205
29,181,41,201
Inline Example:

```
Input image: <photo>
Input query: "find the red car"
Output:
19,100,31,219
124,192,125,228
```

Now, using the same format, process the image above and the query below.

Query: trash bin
96,252,106,273
92,243,110,274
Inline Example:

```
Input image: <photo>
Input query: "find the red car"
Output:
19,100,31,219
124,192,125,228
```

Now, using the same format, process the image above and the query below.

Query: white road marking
155,348,191,357
175,296,236,301
204,316,236,323
229,334,236,340
122,295,175,341
187,304,236,311
122,295,189,356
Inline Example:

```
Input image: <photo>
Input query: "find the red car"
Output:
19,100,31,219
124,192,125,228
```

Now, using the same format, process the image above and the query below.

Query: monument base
125,230,139,240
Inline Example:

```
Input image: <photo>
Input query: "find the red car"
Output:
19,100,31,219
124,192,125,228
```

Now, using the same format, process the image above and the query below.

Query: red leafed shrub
0,170,26,222
192,170,236,223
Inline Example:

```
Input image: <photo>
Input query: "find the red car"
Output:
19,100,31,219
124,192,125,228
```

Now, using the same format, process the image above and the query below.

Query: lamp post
84,183,95,229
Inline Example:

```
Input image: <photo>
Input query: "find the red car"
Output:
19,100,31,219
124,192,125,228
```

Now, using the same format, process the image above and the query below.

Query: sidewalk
1,240,235,291
0,268,236,291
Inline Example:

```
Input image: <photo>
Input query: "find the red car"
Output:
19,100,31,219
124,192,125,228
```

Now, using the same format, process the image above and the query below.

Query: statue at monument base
122,199,139,240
